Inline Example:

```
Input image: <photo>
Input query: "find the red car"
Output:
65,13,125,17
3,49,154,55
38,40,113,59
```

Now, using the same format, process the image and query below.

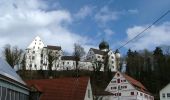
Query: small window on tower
117,79,120,83
140,93,143,96
162,93,165,98
117,73,120,77
32,56,35,60
131,92,134,95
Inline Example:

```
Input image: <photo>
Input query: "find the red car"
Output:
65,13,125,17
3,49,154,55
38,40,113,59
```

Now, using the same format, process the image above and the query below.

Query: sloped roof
26,77,90,100
90,48,107,55
47,45,61,50
0,58,26,85
123,74,147,91
61,56,76,60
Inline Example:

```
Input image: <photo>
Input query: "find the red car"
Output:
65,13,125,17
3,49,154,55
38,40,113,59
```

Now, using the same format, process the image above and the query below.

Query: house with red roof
95,71,154,100
26,77,93,100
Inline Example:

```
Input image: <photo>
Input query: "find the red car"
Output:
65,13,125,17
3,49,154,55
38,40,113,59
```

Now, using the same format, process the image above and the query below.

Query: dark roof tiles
90,48,107,55
26,77,90,100
47,45,61,50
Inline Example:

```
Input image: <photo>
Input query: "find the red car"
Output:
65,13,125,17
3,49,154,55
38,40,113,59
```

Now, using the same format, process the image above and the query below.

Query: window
88,89,90,98
41,54,43,57
0,86,1,98
140,93,143,96
98,56,100,58
117,79,120,83
1,87,6,100
30,64,32,68
145,95,148,98
162,93,165,98
15,92,19,100
121,86,127,89
119,93,121,96
111,80,116,83
111,87,117,90
38,47,39,49
33,51,35,54
112,61,114,64
41,60,43,64
131,92,134,95
111,56,114,59
67,62,69,64
167,93,170,97
63,62,65,65
32,56,35,60
117,73,120,77
102,57,104,59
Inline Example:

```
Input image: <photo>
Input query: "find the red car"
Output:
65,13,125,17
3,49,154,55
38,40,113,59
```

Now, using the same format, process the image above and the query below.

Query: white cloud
0,0,92,54
95,6,119,25
104,28,115,36
75,5,94,19
125,22,170,50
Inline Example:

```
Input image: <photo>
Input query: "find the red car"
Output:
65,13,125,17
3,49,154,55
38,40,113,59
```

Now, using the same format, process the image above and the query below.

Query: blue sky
0,0,170,55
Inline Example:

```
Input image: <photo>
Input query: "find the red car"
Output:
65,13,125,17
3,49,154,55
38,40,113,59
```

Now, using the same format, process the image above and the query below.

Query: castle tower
26,36,45,70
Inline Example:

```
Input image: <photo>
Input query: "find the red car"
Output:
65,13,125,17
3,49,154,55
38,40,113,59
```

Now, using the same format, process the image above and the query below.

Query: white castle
25,36,121,71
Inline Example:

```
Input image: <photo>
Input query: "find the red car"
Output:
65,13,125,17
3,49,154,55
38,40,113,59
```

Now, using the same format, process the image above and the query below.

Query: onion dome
99,40,109,50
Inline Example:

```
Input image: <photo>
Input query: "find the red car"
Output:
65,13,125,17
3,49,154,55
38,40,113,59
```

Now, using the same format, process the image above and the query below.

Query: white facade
26,36,45,70
86,48,120,72
25,36,120,71
97,72,154,100
160,83,170,100
25,36,63,70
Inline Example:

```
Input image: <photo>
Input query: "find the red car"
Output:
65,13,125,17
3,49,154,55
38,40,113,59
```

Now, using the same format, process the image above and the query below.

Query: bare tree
73,43,85,76
3,44,23,68
46,49,61,77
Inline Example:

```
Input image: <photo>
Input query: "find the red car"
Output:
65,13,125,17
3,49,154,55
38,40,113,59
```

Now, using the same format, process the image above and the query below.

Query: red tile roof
123,74,147,90
26,77,90,100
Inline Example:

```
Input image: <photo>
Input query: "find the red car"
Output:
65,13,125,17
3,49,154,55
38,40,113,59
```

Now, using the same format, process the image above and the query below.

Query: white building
160,83,170,100
95,71,154,100
25,36,63,70
25,37,120,72
86,41,120,72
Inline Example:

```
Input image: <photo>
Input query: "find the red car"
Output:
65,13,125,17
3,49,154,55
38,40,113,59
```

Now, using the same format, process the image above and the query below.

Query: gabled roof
90,48,107,55
0,58,26,85
26,77,90,100
46,45,61,50
123,74,147,91
61,56,76,60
